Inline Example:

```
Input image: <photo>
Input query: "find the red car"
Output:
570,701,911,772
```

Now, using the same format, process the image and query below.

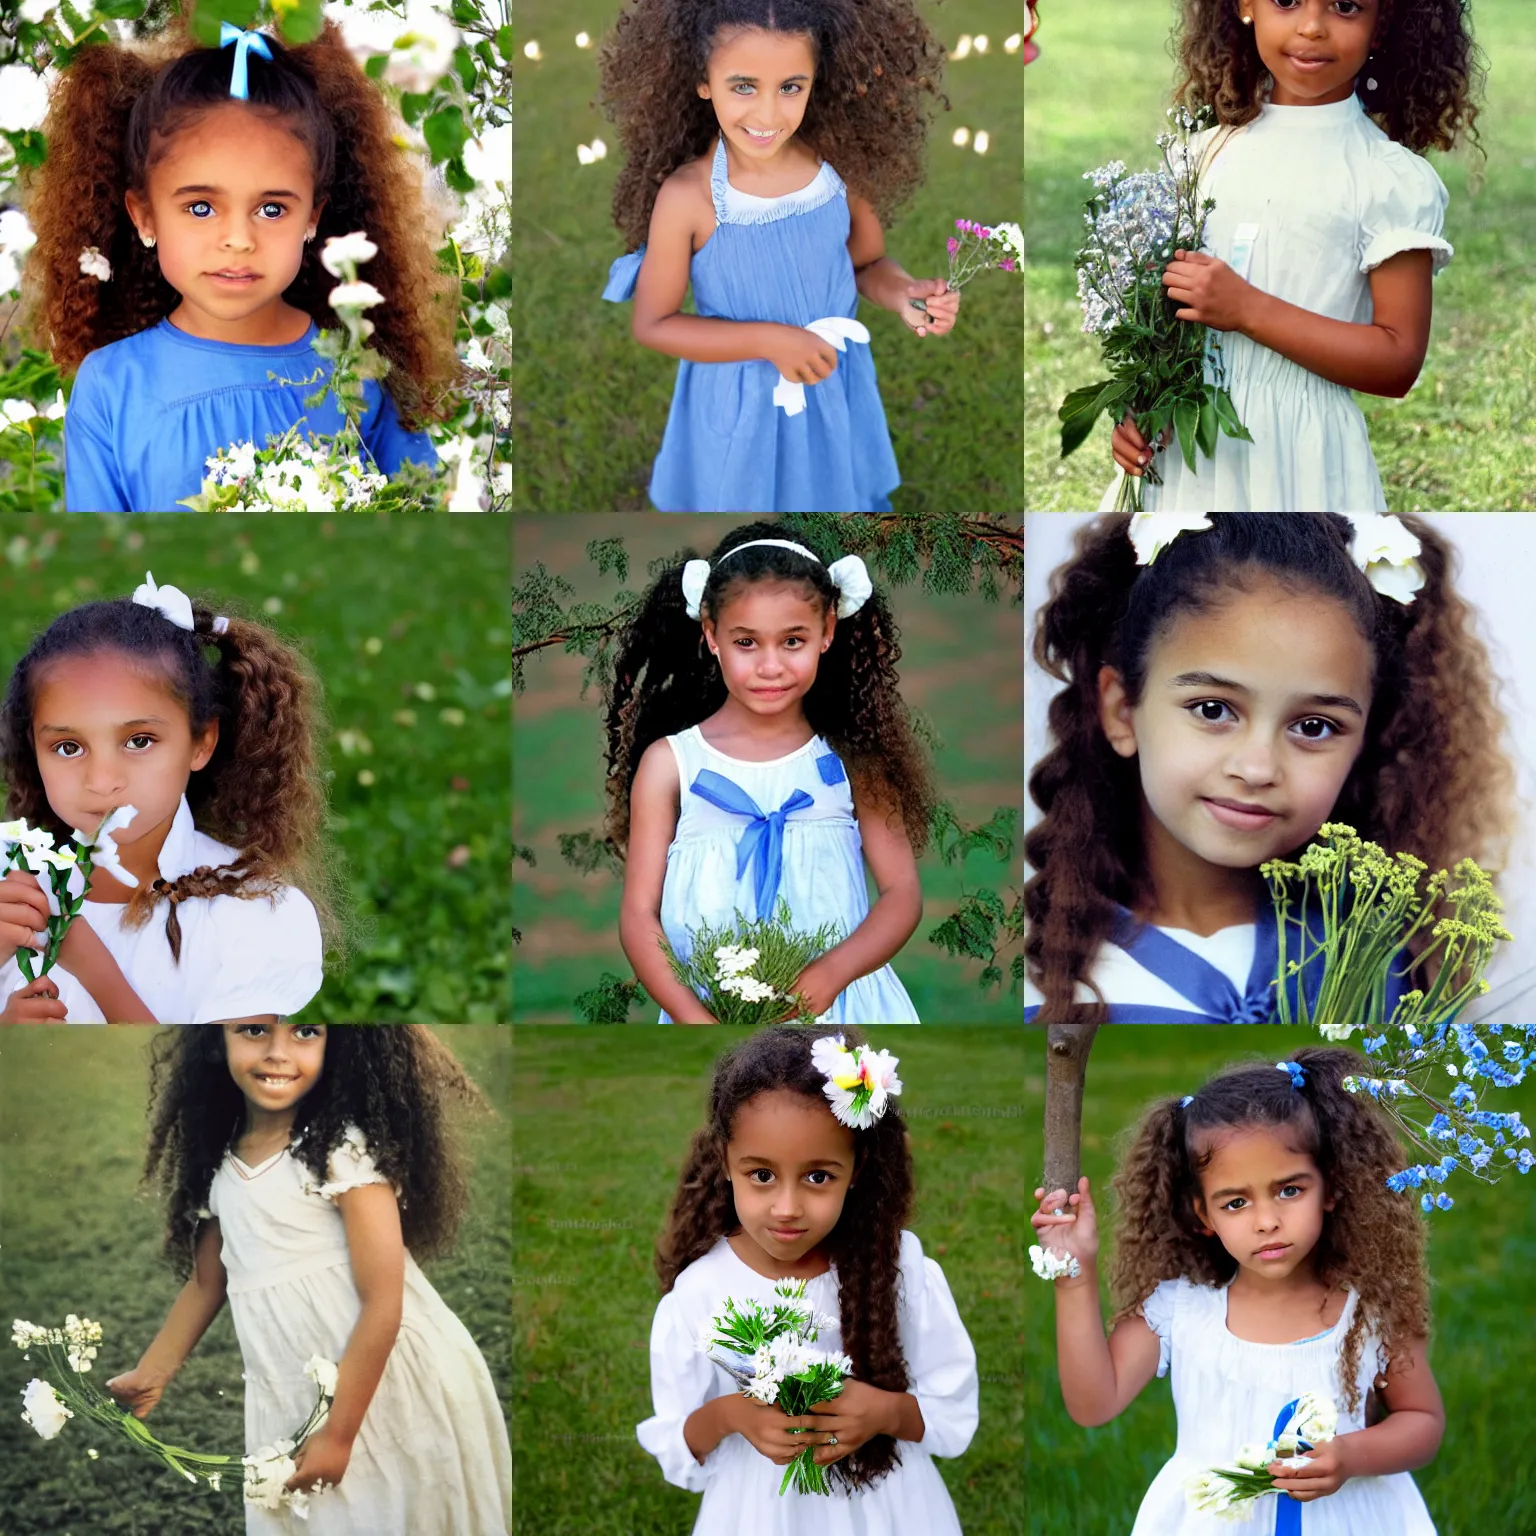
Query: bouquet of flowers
663,899,843,1025
12,1315,336,1516
1057,106,1252,510
1185,1392,1338,1521
697,1279,852,1496
909,219,1023,313
1,807,137,982
1262,823,1512,1028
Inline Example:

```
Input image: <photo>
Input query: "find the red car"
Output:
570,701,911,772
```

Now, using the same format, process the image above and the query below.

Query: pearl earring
142,234,156,248
1365,52,1379,92
1241,12,1251,22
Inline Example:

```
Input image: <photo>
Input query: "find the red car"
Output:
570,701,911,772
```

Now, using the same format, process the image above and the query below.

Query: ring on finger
827,1434,838,1447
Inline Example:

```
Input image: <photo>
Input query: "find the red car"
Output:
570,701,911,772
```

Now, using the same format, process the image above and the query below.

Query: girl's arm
848,195,959,337
1163,247,1434,398
57,917,157,1022
107,1220,227,1416
787,785,921,1020
618,741,719,1025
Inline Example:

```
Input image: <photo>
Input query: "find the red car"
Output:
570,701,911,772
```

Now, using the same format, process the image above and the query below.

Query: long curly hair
1173,0,1483,156
143,1024,490,1278
12,9,462,433
657,1025,914,1490
0,589,346,962
597,0,946,251
603,519,936,855
1108,1047,1431,1416
1025,513,1516,1023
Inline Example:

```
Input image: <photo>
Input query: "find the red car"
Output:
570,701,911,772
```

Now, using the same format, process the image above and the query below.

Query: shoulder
666,1237,735,1309
299,1123,396,1200
635,735,685,793
201,880,321,947
895,1228,942,1296
71,325,162,399
655,157,714,223
1138,1275,1212,1326
1362,134,1449,204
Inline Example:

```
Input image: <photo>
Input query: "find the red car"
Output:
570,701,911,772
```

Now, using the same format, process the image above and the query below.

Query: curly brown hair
0,588,347,962
1107,1046,1431,1415
596,0,946,251
12,8,463,433
143,1024,490,1278
1025,513,1516,1023
657,1025,915,1490
603,519,936,856
1173,0,1484,156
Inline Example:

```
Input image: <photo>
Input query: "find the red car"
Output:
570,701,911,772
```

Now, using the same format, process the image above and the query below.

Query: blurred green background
512,1026,1025,1534
0,515,510,1022
511,0,1023,511
1023,1026,1536,1533
0,1024,509,1535
1024,0,1536,510
512,513,1023,1023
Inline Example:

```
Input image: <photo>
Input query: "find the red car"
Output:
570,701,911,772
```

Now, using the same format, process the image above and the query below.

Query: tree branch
1042,1023,1099,1195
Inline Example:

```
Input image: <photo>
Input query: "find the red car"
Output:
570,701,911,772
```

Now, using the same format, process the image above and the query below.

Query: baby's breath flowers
1028,1245,1081,1282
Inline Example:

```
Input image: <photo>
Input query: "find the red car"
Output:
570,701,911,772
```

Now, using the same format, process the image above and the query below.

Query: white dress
637,1229,978,1536
1130,1277,1436,1534
657,726,920,1023
0,796,322,1022
207,1126,511,1535
1099,91,1452,512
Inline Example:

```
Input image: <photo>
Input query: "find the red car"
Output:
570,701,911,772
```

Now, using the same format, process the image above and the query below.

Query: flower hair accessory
1276,1061,1306,1090
220,22,272,101
681,541,873,622
1128,513,1213,566
810,1034,901,1130
132,572,228,635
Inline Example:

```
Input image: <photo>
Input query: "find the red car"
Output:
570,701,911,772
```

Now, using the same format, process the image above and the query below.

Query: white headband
681,540,874,621
132,572,229,634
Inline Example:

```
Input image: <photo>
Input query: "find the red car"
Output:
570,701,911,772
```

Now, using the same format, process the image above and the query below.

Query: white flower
78,246,112,282
744,1373,780,1404
20,1,55,24
1127,511,1213,566
327,281,385,312
1234,1441,1272,1469
11,1319,48,1349
2,399,38,427
320,231,379,277
0,66,50,133
1029,1244,1082,1281
993,220,1025,262
20,1378,73,1439
1292,1391,1338,1445
303,1356,339,1397
812,1037,902,1128
1318,1023,1357,1042
1343,513,1424,605
73,805,138,888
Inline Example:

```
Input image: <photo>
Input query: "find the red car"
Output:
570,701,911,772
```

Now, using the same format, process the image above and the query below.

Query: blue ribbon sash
689,768,813,917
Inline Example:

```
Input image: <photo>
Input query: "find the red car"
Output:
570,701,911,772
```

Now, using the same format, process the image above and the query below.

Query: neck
241,1103,296,1144
728,1229,831,1279
1229,1254,1328,1303
1134,797,1264,935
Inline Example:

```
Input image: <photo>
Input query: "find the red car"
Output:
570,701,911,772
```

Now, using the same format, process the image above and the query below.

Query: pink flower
947,237,959,254
954,218,965,230
981,227,991,239
1000,258,1016,271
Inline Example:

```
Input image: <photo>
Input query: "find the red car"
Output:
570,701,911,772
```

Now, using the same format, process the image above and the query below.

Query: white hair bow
681,541,873,620
132,572,228,633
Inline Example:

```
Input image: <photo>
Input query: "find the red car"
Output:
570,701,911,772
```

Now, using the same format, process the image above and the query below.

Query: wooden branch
1042,1023,1099,1195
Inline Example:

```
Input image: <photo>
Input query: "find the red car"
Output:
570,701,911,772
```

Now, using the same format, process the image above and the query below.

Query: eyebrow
724,73,811,83
725,624,813,635
172,185,302,198
1166,670,1364,718
36,716,170,733
1209,1170,1314,1201
736,1153,848,1170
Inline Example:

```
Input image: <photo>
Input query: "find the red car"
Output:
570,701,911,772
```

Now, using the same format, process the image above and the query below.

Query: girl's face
32,651,217,851
224,1022,326,1118
123,102,326,345
702,580,833,720
1240,0,1380,109
1192,1122,1334,1282
724,1088,857,1269
697,27,817,163
1099,578,1372,874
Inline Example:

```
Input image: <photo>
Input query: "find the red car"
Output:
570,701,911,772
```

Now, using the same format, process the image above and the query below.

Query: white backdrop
1023,513,1536,1020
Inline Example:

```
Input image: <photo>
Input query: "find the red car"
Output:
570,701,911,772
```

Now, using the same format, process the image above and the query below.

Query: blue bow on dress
220,22,272,101
689,768,813,917
1270,1396,1313,1535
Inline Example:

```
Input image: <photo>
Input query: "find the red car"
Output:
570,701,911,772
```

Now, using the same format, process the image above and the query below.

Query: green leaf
1197,392,1218,460
276,0,326,45
399,90,434,127
495,24,514,63
1173,398,1199,474
444,155,477,196
1214,388,1256,443
452,44,478,92
1058,379,1117,460
364,51,389,81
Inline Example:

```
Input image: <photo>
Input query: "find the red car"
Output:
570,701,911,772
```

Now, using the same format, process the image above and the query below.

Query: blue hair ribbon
1277,1061,1306,1090
220,22,272,101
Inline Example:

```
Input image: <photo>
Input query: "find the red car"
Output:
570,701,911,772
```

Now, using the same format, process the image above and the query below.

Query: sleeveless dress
207,1126,512,1534
1098,92,1452,513
1130,1277,1436,1534
658,725,919,1023
603,138,900,512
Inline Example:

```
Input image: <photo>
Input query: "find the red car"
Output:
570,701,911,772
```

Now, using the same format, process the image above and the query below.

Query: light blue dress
658,726,919,1023
603,138,900,512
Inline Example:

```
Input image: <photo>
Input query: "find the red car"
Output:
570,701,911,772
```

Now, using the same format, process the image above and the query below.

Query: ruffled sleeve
299,1125,395,1201
897,1230,979,1459
635,1287,726,1492
603,247,645,303
190,885,323,1023
1137,1278,1184,1379
1358,145,1453,275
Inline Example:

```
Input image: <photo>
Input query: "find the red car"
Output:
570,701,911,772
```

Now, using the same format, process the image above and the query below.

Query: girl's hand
286,1427,353,1493
728,1395,837,1466
106,1366,168,1420
0,871,50,967
807,1378,897,1465
764,325,840,385
1162,250,1253,333
1,974,67,1023
1031,1176,1100,1273
1111,412,1171,478
1269,1437,1351,1501
784,956,843,1022
901,280,960,338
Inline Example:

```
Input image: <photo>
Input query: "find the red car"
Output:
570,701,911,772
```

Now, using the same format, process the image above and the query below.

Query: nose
1224,731,1279,787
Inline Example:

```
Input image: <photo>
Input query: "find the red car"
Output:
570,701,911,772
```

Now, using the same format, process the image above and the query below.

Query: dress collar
1257,90,1365,130
155,795,205,881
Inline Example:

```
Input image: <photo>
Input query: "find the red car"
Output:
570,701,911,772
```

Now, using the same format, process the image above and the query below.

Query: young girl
608,523,933,1023
597,0,960,512
13,15,460,512
639,1025,978,1532
107,1023,512,1534
1105,0,1482,511
0,572,334,1023
1024,512,1515,1022
1031,1047,1443,1533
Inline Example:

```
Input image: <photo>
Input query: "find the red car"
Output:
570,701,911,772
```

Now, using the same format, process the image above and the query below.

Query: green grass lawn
0,1025,510,1536
511,514,1023,1023
511,1,1023,511
0,515,510,1023
1024,0,1536,510
512,1026,1025,1535
1023,1026,1536,1534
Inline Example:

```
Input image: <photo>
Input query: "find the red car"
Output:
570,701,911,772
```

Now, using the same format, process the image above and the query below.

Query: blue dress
64,317,438,511
658,726,919,1024
603,138,900,512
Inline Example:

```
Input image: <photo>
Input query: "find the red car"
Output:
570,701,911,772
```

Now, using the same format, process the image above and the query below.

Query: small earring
141,234,156,249
1241,12,1252,22
1365,52,1379,92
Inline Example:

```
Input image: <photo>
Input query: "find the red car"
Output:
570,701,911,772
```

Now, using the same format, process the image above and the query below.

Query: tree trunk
1042,1023,1098,1196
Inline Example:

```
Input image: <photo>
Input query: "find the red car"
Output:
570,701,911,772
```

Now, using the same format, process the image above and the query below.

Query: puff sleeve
1137,1278,1183,1379
298,1125,395,1201
635,1288,729,1493
1358,145,1453,275
898,1230,980,1459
